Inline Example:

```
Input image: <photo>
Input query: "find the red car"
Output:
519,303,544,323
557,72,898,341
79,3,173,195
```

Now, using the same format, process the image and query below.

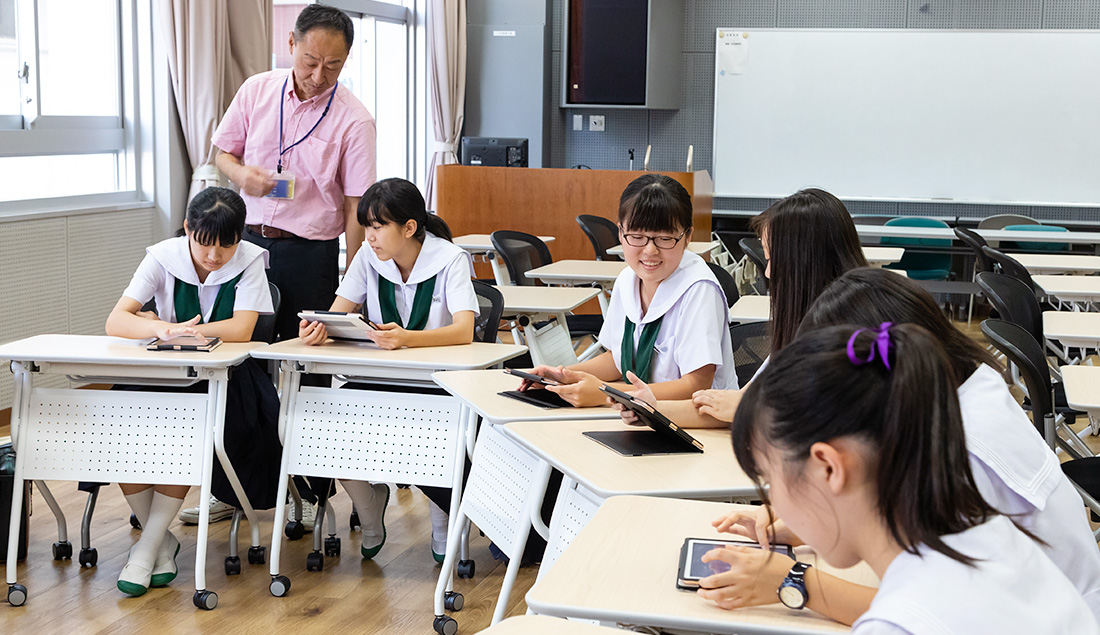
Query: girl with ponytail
703,323,1096,633
298,177,478,564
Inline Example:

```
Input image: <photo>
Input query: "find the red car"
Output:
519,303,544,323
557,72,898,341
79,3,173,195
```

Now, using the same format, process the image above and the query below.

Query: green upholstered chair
881,217,952,281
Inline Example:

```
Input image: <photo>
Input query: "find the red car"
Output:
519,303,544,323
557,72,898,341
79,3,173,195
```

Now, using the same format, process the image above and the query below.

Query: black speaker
566,0,649,105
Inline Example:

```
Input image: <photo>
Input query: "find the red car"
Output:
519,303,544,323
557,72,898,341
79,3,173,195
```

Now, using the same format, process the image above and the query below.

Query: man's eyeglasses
619,226,688,250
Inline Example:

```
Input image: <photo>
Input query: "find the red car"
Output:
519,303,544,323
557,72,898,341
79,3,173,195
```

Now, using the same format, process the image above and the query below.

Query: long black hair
800,267,1000,384
733,323,1000,566
358,178,453,242
750,188,867,354
186,186,246,247
617,174,693,235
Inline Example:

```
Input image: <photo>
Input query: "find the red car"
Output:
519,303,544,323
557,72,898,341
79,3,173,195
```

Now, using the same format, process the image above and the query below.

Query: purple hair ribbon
846,322,893,370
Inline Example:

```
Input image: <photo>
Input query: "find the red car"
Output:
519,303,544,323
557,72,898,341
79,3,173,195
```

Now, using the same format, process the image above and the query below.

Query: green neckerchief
172,272,244,324
620,316,664,383
378,274,437,330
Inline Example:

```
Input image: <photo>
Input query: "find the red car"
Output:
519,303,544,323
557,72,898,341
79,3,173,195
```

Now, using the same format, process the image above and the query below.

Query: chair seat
565,314,603,337
1061,457,1100,498
1021,382,1082,425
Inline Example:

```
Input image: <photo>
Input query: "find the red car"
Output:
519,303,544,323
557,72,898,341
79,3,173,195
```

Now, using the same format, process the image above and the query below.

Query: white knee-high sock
340,479,383,543
128,492,183,569
123,488,154,528
428,499,449,546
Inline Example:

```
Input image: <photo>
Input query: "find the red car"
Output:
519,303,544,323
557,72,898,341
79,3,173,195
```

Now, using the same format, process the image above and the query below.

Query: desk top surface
525,260,629,282
0,334,261,367
1043,311,1100,340
250,339,526,370
607,241,720,257
478,616,622,635
729,295,771,323
1060,365,1100,410
1034,275,1100,296
1013,254,1100,273
860,246,903,263
526,496,876,634
454,234,556,251
504,419,756,498
431,369,618,424
494,285,601,313
858,225,1100,243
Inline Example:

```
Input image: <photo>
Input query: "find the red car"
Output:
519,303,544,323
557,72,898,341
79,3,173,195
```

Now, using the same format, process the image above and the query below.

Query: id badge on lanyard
266,171,295,199
273,76,336,200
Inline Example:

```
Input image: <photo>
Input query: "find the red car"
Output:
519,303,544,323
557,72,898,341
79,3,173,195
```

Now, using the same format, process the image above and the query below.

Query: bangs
361,200,398,227
619,188,686,234
189,202,242,247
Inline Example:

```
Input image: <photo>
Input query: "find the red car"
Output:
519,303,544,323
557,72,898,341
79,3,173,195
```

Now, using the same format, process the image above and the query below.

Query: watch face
779,584,806,609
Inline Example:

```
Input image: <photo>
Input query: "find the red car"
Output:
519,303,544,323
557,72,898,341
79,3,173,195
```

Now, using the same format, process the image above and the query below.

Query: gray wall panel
1043,0,1100,28
907,0,1043,29
777,0,906,28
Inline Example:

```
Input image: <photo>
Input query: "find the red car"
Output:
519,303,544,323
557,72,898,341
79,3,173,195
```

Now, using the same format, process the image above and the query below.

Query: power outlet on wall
589,115,605,132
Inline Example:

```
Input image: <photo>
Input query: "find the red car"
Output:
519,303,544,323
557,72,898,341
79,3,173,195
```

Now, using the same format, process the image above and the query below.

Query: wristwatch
778,561,812,610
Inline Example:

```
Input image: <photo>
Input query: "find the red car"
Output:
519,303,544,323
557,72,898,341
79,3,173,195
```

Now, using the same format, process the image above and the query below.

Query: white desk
1044,311,1100,351
454,234,557,285
0,335,264,610
477,615,624,634
857,225,1100,252
432,369,618,426
1034,275,1100,310
861,246,903,266
495,286,602,366
1013,254,1100,275
607,240,721,258
729,295,770,324
248,339,525,619
525,261,628,315
526,496,877,635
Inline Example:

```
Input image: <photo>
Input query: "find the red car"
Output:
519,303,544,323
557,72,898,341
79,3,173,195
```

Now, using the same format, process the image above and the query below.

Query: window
0,0,141,209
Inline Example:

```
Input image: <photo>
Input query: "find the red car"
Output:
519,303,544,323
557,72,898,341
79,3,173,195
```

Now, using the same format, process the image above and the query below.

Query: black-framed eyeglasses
619,225,688,250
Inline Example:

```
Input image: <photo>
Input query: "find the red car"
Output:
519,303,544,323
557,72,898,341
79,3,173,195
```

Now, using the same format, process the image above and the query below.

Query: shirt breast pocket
306,136,338,171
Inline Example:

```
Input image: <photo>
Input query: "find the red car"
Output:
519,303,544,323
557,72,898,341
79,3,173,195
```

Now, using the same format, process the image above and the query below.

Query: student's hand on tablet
713,506,803,548
547,368,605,407
692,388,743,423
367,322,408,350
696,546,795,610
615,371,656,425
299,319,328,346
154,315,204,342
520,365,566,391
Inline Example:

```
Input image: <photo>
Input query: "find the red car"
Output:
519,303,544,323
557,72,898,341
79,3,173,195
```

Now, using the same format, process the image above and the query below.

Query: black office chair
252,282,282,344
472,280,505,343
576,214,622,262
729,321,770,388
707,262,739,309
738,237,768,294
955,227,994,275
981,245,1037,292
981,320,1100,537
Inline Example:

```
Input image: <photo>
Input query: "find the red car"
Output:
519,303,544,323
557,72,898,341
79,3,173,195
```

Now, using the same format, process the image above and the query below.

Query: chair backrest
976,213,1040,230
850,214,896,226
576,214,622,262
252,282,282,344
707,262,739,309
980,319,1052,432
981,245,1036,292
729,321,770,388
471,280,505,343
737,237,769,293
490,230,553,286
1003,224,1069,252
975,271,1043,345
953,227,993,274
882,217,952,278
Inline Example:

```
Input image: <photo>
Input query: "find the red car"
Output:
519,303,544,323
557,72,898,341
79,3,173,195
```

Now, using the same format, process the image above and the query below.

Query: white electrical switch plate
573,114,583,131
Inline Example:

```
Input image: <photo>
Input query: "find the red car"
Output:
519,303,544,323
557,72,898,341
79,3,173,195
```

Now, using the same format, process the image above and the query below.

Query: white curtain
157,0,273,206
425,0,467,208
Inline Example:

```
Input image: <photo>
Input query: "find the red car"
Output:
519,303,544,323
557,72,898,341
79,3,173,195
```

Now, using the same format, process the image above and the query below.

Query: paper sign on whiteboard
717,31,749,76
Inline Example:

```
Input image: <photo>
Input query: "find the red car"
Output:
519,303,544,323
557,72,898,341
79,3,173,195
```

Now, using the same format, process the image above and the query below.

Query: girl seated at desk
718,322,1097,633
700,268,1100,625
104,186,276,596
298,177,477,563
617,187,867,427
520,173,736,405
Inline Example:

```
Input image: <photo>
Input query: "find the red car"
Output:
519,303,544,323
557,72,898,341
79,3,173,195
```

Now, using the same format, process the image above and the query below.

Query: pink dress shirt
212,69,376,241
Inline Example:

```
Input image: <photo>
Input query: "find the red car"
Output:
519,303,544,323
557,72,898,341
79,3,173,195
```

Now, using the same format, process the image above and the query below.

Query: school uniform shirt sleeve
852,621,911,635
663,281,731,380
334,246,372,306
440,252,479,318
232,256,274,314
121,253,167,307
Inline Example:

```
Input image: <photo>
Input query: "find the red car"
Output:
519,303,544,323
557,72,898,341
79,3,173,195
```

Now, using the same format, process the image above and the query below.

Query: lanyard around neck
278,76,338,173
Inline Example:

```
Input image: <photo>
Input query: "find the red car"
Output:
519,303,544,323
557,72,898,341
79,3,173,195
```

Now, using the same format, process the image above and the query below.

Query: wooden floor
0,483,538,635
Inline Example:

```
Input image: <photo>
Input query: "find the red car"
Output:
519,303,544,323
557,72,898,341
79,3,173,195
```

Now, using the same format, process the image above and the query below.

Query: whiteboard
712,29,1100,206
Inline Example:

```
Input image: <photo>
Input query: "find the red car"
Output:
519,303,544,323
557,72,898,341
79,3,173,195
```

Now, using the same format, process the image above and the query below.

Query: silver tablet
298,311,377,342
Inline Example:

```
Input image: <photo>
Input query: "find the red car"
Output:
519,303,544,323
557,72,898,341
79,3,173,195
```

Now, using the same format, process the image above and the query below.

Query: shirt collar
284,70,331,108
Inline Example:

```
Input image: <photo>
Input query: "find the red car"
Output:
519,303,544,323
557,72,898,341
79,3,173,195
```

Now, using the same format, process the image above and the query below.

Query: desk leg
269,369,302,595
492,459,552,625
6,365,32,599
191,369,228,609
488,252,511,285
208,367,263,561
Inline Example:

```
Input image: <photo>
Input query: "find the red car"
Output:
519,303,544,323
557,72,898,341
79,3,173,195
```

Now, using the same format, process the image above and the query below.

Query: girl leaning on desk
297,177,478,565
710,318,1097,633
698,268,1100,628
103,187,280,597
518,173,738,405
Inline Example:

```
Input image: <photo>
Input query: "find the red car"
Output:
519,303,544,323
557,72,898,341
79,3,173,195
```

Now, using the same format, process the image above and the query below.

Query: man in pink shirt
212,4,376,343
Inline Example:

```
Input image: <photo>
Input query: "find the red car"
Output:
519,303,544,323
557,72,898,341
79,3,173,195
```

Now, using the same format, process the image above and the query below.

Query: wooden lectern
435,166,713,269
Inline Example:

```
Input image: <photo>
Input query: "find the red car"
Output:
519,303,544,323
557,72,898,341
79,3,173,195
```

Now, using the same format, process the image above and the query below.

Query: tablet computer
498,389,574,409
676,537,795,589
593,384,703,456
147,336,222,352
298,310,377,342
503,368,561,386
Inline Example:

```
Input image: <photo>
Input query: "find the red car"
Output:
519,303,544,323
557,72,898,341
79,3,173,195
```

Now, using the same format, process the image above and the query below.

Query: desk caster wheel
270,575,291,597
225,556,241,576
130,514,142,529
78,547,97,568
306,551,324,571
247,545,266,565
443,591,464,611
193,589,218,610
8,584,27,606
52,541,72,560
285,521,305,541
456,559,475,579
349,511,361,531
324,536,340,557
433,615,457,635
